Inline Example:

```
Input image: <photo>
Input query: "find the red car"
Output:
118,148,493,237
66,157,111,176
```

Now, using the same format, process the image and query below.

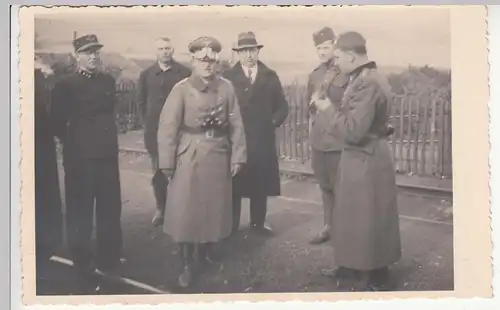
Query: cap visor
76,43,103,53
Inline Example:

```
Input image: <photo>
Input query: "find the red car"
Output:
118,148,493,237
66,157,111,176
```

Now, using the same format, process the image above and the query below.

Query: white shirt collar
158,61,172,72
241,64,257,82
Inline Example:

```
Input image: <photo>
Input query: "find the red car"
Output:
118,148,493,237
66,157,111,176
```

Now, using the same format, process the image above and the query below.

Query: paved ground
37,151,454,295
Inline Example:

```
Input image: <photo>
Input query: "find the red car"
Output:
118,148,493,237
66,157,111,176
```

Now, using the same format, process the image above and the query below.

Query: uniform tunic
306,62,349,226
157,74,247,243
324,61,402,270
50,70,123,270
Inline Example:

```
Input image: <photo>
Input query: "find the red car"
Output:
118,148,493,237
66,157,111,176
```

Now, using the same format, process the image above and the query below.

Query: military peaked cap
73,34,103,53
188,36,222,61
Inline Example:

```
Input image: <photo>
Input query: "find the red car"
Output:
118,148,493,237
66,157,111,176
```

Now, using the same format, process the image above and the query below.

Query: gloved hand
231,163,243,177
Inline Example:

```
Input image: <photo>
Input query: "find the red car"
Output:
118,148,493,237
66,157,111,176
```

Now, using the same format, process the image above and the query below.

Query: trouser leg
231,182,242,233
65,162,96,270
325,151,341,229
310,149,335,244
150,153,167,212
177,242,195,288
94,157,123,272
249,194,268,227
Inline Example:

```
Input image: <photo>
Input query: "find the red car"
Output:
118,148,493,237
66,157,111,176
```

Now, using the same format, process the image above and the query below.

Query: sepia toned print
19,5,491,305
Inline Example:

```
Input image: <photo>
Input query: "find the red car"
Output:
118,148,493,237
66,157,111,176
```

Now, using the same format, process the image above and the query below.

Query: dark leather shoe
178,265,193,288
152,210,165,227
309,231,331,245
251,223,274,235
321,266,358,279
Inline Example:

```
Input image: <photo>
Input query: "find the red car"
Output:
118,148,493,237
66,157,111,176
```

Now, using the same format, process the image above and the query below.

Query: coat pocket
176,138,192,157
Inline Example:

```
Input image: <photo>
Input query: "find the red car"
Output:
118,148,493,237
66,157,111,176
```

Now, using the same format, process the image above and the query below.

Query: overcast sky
35,6,450,70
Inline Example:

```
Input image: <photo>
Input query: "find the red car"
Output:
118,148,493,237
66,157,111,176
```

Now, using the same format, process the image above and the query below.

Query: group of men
34,26,401,293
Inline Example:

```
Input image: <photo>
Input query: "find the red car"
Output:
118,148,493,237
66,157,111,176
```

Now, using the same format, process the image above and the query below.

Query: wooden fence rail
44,80,453,178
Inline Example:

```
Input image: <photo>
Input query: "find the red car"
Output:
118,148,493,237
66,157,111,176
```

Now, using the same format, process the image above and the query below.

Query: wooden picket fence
44,79,453,178
275,82,452,177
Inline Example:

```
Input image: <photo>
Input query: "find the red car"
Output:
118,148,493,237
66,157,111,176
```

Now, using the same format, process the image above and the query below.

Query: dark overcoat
324,61,402,270
137,61,191,155
223,61,289,198
34,68,63,263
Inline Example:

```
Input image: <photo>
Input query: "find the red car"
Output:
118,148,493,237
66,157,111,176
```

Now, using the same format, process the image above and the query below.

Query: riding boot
177,243,194,288
200,242,222,267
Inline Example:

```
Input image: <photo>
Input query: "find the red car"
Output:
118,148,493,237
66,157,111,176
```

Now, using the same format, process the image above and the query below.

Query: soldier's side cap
73,34,103,53
334,31,367,51
313,27,336,46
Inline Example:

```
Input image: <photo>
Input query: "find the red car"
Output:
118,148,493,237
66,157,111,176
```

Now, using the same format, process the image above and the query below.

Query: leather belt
181,125,228,138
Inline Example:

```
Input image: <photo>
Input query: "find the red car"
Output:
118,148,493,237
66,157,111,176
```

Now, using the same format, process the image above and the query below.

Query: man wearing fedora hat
50,34,123,292
223,31,289,235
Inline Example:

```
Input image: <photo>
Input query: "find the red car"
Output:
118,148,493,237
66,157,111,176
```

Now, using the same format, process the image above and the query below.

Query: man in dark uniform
223,31,289,235
34,58,63,290
50,34,123,289
136,37,191,226
306,27,349,245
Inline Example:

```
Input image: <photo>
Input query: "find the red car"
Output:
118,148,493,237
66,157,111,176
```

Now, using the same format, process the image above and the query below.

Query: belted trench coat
157,74,247,243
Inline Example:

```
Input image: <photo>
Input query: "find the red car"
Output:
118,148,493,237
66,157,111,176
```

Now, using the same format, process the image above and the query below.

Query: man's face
76,48,101,71
155,40,174,63
315,40,335,64
237,47,259,68
333,48,355,73
192,58,217,78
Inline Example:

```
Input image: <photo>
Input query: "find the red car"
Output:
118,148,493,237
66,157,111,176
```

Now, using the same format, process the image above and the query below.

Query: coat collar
313,59,337,72
229,61,272,90
347,60,377,80
188,73,221,92
152,60,183,75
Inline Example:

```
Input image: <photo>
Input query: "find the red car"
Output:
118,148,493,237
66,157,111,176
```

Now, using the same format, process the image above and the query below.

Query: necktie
248,69,253,84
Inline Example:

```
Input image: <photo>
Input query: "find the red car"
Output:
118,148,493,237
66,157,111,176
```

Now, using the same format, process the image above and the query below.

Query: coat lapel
245,61,270,100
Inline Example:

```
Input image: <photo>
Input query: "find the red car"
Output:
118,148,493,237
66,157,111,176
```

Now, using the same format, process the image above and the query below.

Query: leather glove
231,163,243,177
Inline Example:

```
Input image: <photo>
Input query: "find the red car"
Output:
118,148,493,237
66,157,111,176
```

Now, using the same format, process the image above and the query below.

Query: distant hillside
36,51,448,89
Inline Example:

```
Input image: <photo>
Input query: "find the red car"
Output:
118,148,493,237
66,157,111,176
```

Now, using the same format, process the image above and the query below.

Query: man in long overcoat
157,36,246,288
306,27,350,245
136,37,191,225
312,31,402,291
50,34,123,291
223,31,289,235
34,60,63,279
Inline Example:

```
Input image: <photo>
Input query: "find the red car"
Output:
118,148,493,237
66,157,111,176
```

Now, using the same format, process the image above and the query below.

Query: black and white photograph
23,5,490,301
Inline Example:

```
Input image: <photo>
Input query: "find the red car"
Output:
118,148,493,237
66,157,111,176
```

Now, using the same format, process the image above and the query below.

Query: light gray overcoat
157,74,247,243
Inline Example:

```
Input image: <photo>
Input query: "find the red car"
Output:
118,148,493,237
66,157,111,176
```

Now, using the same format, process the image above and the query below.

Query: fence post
442,97,453,178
